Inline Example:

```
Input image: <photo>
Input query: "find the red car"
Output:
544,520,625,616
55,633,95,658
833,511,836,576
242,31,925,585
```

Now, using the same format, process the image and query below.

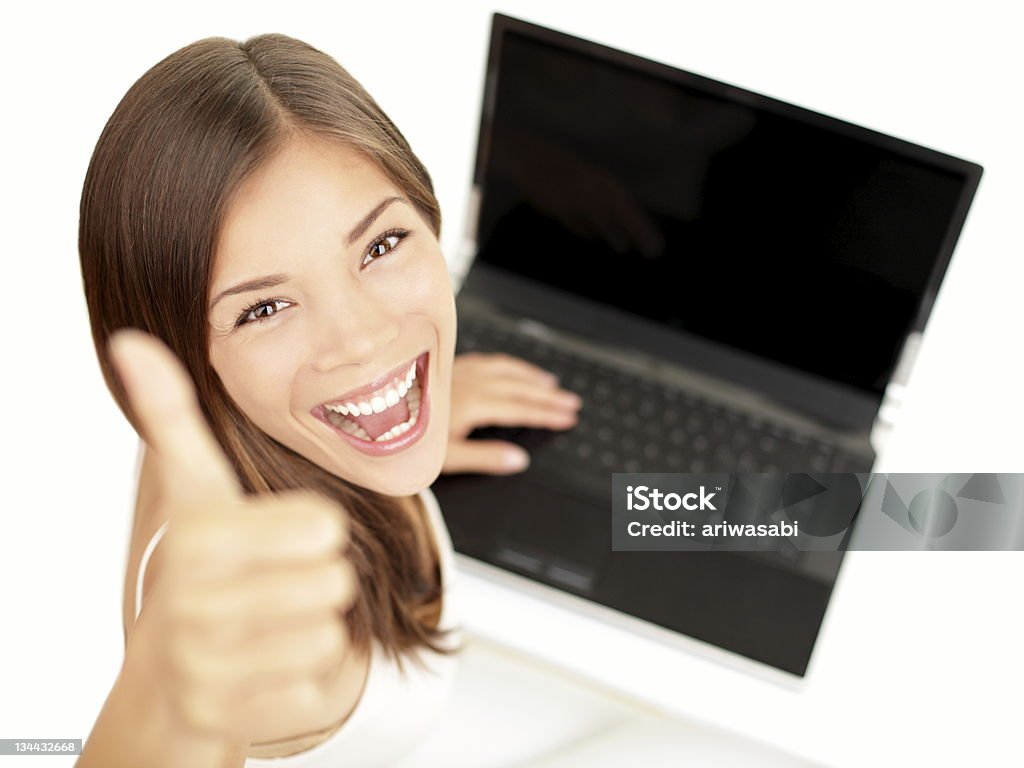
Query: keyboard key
458,314,857,486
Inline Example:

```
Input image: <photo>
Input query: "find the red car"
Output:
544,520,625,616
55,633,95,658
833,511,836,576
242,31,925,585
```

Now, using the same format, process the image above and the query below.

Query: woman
76,34,582,767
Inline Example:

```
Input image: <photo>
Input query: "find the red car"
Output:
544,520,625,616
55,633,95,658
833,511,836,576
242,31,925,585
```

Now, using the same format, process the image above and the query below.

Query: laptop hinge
870,331,922,455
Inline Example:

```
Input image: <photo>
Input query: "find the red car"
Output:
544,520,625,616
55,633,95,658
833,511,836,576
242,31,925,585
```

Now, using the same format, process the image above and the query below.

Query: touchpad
494,479,610,595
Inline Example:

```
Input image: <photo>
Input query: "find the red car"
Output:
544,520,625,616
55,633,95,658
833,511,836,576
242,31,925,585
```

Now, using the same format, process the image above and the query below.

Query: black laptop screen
474,30,971,396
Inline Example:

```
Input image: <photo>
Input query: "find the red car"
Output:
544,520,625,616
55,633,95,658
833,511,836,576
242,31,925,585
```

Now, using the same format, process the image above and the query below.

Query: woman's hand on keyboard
443,352,582,474
108,329,358,745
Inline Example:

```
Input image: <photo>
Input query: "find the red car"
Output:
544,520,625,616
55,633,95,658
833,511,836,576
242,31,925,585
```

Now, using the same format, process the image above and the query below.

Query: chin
342,454,445,498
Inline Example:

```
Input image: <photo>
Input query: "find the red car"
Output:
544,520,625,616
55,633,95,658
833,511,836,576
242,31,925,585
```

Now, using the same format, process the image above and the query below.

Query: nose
308,287,401,374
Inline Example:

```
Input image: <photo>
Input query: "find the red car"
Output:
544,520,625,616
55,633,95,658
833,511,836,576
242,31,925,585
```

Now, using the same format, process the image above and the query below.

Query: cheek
214,343,301,425
377,246,455,323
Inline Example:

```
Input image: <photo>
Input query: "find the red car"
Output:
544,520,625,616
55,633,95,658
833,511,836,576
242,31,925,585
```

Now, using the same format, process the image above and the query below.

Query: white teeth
373,405,419,441
326,361,421,417
330,413,372,441
323,360,425,443
373,419,418,441
325,378,425,444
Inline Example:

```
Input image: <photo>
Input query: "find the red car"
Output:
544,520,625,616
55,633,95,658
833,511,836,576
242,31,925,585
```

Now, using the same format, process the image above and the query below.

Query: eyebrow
209,195,408,312
346,195,405,246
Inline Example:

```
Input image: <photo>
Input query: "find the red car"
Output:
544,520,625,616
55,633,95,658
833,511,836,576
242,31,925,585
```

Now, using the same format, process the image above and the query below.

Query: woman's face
208,136,456,496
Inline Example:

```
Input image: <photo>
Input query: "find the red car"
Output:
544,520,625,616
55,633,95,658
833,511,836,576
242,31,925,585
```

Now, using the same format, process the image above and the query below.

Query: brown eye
236,298,291,328
362,228,410,268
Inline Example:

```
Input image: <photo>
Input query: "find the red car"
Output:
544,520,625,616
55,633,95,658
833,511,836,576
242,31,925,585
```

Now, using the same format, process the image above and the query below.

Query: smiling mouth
316,351,427,443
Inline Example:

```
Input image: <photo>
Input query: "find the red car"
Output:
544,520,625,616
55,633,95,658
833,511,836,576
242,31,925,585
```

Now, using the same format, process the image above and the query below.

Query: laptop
431,13,982,677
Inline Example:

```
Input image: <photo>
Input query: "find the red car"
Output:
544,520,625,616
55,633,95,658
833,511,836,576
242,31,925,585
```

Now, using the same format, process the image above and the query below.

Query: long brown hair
79,33,459,673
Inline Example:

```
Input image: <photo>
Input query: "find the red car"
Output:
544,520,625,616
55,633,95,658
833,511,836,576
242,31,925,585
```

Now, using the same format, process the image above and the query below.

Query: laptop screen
473,25,979,396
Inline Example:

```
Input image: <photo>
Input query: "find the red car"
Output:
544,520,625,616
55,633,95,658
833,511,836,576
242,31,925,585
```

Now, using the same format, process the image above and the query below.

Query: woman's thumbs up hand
109,329,359,745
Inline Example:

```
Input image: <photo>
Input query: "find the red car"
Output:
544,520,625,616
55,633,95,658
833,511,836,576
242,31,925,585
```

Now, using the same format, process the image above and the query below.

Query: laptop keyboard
456,314,870,494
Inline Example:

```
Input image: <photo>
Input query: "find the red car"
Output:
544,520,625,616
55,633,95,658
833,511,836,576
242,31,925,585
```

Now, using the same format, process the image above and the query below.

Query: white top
132,449,462,766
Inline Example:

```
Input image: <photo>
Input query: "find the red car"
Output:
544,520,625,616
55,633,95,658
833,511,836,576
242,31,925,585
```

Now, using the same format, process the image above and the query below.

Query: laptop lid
460,13,982,432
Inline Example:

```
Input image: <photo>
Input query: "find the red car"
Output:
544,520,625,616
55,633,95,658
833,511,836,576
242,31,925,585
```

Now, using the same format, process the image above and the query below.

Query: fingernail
562,391,583,406
505,448,530,470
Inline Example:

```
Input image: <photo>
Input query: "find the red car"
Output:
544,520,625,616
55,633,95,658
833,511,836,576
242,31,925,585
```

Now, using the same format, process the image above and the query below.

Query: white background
1,0,1021,765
